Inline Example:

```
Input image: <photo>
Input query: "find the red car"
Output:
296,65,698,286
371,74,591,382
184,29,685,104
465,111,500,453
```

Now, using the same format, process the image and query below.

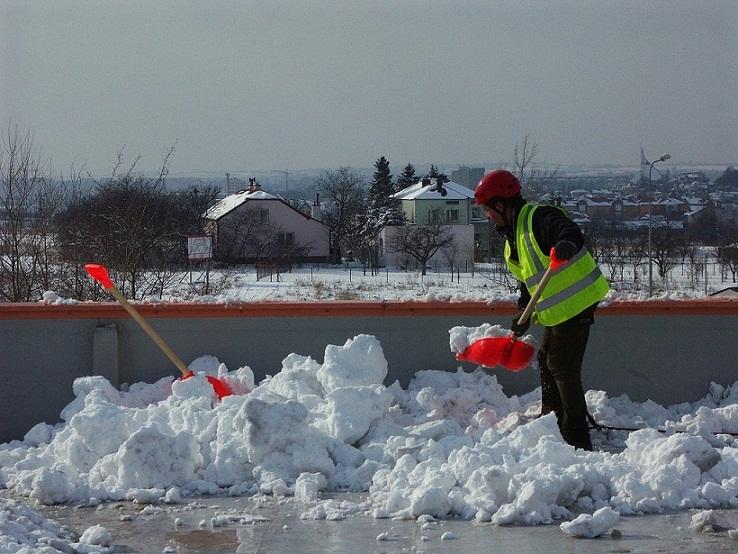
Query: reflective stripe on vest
505,203,610,326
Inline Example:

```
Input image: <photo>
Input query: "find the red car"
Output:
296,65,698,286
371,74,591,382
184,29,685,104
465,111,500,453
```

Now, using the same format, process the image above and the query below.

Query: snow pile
2,330,738,533
0,496,76,553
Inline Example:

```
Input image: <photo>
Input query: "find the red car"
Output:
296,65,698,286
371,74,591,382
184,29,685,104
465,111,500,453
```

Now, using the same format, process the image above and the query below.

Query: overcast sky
1,0,736,176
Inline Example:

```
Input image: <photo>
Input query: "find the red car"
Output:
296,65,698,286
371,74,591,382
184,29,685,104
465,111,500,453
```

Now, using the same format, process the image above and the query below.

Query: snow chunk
78,524,112,547
317,335,388,392
690,509,730,533
560,507,620,538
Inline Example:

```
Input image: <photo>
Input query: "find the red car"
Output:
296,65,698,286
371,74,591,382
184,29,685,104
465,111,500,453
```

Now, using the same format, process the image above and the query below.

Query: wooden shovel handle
516,266,554,327
106,285,191,377
516,247,567,328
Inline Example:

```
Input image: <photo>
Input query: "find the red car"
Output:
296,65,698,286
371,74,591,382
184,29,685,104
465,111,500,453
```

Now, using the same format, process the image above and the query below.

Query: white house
204,182,329,263
382,178,477,269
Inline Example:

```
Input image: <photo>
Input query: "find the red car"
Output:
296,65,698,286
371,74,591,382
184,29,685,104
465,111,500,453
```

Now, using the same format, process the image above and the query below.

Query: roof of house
204,189,327,226
710,286,738,298
391,180,475,201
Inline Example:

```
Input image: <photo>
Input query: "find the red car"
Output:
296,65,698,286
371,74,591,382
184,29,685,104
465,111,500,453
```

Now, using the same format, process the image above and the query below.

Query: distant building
224,172,247,196
451,166,485,190
640,146,650,183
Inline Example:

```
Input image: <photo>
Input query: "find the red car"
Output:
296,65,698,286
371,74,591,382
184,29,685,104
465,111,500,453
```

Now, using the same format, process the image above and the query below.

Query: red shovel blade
456,336,535,372
85,264,114,289
181,371,234,400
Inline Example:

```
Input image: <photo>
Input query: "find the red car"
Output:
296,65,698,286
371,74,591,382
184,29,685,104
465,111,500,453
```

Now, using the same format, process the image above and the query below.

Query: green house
391,179,476,224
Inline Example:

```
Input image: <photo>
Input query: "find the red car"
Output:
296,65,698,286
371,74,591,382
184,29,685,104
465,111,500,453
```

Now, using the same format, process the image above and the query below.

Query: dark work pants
538,306,596,450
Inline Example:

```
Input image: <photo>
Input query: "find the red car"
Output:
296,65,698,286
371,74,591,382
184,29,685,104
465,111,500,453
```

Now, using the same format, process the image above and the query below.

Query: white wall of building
379,224,475,269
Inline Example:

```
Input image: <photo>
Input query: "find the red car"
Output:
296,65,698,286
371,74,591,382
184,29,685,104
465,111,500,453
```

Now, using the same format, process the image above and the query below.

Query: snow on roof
710,286,738,298
392,180,475,201
657,198,687,206
576,198,611,207
205,189,282,220
686,206,708,216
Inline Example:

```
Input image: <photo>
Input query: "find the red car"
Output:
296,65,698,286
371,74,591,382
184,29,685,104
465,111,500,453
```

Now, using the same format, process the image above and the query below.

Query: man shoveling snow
467,169,610,450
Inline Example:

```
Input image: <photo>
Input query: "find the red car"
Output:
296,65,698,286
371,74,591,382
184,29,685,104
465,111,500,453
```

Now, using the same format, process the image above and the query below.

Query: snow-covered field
43,261,736,305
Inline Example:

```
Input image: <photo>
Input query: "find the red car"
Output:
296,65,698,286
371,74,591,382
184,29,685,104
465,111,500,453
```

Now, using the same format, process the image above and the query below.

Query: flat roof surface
7,492,738,554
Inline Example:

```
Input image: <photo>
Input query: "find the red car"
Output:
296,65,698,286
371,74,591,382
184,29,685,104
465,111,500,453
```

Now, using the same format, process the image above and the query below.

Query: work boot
561,425,593,451
539,351,563,418
540,379,562,418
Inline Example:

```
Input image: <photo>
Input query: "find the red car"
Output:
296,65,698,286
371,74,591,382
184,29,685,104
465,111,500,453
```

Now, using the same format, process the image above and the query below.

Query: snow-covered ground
41,261,737,305
163,261,734,303
3,328,738,551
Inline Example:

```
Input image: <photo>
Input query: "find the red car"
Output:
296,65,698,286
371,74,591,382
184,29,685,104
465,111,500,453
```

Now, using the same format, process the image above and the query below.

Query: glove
553,240,578,261
511,310,531,337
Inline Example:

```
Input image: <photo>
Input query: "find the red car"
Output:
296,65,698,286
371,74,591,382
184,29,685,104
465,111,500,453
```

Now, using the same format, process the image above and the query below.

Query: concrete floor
11,492,738,554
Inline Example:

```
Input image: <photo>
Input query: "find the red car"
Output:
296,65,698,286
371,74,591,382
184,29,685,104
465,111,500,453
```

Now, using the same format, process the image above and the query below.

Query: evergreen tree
715,166,738,190
395,163,417,193
364,157,405,243
427,164,449,183
367,156,393,210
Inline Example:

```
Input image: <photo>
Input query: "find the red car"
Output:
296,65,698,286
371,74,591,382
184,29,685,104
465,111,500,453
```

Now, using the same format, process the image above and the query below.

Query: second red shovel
85,264,233,399
456,247,565,372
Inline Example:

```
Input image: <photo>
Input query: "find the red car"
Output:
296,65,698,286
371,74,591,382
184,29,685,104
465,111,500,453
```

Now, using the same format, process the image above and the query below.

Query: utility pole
275,168,294,198
647,153,671,296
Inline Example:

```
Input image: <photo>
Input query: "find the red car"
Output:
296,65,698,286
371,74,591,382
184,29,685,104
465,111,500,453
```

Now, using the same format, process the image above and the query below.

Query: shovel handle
85,264,191,377
515,247,567,328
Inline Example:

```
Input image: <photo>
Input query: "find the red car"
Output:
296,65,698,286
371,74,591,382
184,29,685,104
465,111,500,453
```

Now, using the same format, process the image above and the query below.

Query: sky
1,0,737,176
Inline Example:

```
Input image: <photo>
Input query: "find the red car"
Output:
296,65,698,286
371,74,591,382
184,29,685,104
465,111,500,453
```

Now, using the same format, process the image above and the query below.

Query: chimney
311,193,321,220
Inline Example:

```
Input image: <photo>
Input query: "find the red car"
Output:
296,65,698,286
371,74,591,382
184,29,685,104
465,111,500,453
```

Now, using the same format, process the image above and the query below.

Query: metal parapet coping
1,299,737,320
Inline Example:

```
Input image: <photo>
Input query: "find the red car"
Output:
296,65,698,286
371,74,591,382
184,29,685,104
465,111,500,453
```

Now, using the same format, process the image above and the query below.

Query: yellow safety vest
504,203,610,326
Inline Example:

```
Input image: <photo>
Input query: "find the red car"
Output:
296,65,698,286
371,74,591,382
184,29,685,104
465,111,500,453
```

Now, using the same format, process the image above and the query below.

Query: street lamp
647,153,671,296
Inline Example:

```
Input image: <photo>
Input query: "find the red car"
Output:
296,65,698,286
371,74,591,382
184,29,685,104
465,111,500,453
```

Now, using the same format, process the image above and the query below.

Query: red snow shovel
85,263,233,399
456,247,566,372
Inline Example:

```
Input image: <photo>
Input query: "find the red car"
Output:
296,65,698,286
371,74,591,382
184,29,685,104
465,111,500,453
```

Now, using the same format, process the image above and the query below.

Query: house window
259,209,269,224
430,209,441,223
278,232,295,246
447,209,459,223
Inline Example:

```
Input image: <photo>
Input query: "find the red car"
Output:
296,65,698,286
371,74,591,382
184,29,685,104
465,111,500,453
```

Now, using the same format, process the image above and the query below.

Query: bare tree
317,168,366,262
440,238,459,272
388,220,454,275
718,243,738,283
599,227,630,282
633,227,684,291
55,149,186,299
680,243,701,291
0,125,68,301
513,134,558,195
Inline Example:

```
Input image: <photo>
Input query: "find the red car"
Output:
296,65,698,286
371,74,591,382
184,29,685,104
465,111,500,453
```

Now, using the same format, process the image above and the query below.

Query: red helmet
474,170,521,205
